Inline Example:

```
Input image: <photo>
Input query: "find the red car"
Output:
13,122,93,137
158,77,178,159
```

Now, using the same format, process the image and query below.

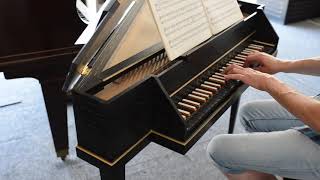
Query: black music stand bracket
229,97,241,134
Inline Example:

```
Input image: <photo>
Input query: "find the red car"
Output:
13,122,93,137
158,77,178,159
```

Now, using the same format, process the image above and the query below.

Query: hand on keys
244,52,283,74
224,64,278,92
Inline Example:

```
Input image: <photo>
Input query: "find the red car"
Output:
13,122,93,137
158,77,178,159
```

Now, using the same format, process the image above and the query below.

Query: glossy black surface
69,1,279,179
0,0,85,159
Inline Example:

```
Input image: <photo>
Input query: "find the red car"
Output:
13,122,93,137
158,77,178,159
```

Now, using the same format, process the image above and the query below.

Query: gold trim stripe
77,131,151,166
76,93,231,166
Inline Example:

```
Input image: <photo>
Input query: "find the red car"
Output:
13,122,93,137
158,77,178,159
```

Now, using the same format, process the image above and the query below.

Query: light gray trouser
207,99,320,180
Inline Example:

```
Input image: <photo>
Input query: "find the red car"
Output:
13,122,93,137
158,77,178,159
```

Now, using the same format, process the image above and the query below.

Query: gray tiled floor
1,18,320,180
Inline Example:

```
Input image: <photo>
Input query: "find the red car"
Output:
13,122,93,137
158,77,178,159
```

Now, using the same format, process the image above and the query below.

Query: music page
148,0,212,60
202,0,243,34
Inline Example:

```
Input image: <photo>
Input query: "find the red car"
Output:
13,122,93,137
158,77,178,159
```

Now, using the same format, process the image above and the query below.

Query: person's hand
224,64,279,91
245,52,283,74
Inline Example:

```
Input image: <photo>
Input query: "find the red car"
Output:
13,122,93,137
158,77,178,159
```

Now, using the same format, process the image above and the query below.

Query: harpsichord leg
228,97,241,134
41,79,69,160
100,166,125,180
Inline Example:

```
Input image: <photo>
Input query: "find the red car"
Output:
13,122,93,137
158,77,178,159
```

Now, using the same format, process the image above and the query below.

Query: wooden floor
0,19,320,180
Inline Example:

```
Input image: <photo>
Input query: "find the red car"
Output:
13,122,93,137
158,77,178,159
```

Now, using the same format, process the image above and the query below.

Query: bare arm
266,77,320,132
225,65,320,133
246,53,320,76
278,57,320,76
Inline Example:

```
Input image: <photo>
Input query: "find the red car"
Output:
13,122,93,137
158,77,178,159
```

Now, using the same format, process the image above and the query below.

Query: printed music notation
149,0,212,60
202,0,243,34
148,0,243,60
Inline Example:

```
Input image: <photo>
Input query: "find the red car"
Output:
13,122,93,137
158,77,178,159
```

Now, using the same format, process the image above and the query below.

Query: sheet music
148,0,212,60
202,0,243,34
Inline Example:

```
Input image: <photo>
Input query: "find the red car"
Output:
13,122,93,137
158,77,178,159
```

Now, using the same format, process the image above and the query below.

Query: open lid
63,0,162,92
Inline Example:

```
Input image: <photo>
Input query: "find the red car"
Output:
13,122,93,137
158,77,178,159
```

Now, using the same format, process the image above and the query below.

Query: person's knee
207,134,233,166
207,134,246,174
207,134,250,174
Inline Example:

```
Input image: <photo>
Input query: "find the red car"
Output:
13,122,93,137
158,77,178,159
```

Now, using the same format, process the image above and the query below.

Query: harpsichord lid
63,0,162,92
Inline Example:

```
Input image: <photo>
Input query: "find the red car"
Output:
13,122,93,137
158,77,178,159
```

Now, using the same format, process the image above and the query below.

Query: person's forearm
266,77,320,132
278,57,320,76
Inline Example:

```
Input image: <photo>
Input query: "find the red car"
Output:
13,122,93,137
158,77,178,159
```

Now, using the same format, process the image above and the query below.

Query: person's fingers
224,64,243,74
244,67,256,72
227,66,247,75
245,52,261,61
224,74,246,82
253,66,263,72
244,52,263,67
224,64,237,74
